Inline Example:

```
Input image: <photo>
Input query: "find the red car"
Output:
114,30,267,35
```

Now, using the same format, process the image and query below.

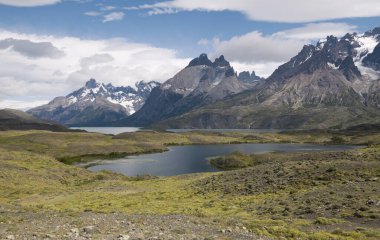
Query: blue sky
0,0,297,56
0,0,379,56
0,0,380,109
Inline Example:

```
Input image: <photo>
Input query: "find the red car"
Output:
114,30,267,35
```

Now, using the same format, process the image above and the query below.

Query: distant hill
0,109,72,132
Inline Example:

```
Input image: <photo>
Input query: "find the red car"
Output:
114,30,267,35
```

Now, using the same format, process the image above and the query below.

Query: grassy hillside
0,108,71,132
0,128,378,162
157,104,380,130
0,129,379,239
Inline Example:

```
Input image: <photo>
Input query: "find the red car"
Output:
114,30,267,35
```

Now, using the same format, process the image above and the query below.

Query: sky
0,0,380,109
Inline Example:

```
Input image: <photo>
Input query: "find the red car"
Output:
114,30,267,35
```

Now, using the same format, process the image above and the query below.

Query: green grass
0,129,379,239
0,130,261,163
209,151,261,170
0,129,377,165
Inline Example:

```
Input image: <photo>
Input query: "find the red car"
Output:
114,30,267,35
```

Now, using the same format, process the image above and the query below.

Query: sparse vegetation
0,129,379,239
209,151,262,170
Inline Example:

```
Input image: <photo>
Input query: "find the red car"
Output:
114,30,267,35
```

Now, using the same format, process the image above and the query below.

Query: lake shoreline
59,128,368,168
0,129,379,239
84,143,360,177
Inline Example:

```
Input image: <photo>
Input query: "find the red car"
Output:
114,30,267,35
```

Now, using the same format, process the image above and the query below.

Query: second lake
82,143,359,176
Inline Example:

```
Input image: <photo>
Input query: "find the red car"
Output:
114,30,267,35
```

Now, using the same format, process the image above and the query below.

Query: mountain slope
0,109,70,131
155,27,380,129
28,79,160,126
122,54,262,126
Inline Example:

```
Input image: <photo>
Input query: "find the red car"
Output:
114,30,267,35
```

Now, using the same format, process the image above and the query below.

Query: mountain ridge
28,79,160,126
120,54,263,126
151,27,380,129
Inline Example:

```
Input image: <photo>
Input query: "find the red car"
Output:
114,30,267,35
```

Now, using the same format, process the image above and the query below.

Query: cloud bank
0,0,60,7
0,38,65,59
132,0,380,23
0,29,189,109
103,12,125,22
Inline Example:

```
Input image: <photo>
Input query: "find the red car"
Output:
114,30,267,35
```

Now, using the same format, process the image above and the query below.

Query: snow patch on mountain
65,79,160,114
28,79,161,126
352,34,380,80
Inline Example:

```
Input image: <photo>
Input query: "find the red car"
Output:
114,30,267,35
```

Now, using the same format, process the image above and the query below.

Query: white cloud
0,0,60,7
131,0,380,23
103,12,125,23
197,39,209,46
85,5,122,21
84,11,102,17
0,38,65,59
146,7,179,16
211,31,305,63
0,29,190,109
101,5,116,11
273,22,358,40
209,31,304,77
80,53,114,69
231,61,282,78
0,99,49,110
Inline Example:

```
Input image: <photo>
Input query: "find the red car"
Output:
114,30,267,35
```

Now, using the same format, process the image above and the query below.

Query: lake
70,127,141,135
71,127,287,135
81,143,359,176
168,129,287,133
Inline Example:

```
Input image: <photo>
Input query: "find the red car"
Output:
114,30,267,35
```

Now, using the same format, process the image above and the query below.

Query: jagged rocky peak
213,55,230,68
186,53,234,69
135,80,161,98
238,71,251,80
326,35,338,45
238,71,263,83
186,53,213,68
339,56,362,80
135,80,158,90
342,32,357,41
224,67,235,77
251,71,261,79
364,27,380,37
339,56,359,71
293,44,316,65
363,42,380,71
85,78,98,88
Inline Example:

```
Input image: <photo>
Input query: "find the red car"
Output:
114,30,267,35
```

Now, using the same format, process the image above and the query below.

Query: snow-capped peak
311,28,380,80
352,34,380,80
353,34,378,61
65,79,160,114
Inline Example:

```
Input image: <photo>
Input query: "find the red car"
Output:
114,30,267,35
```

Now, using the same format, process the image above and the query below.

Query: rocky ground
0,206,263,240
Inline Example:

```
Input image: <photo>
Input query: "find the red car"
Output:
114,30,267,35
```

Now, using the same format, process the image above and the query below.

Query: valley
0,128,379,239
1,9,380,240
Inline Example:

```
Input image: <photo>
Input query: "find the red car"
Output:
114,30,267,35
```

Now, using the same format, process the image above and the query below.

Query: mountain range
121,54,263,126
29,26,380,129
127,27,380,129
28,79,160,126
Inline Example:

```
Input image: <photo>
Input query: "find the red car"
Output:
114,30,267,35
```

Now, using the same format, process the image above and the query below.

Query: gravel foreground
0,206,266,240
